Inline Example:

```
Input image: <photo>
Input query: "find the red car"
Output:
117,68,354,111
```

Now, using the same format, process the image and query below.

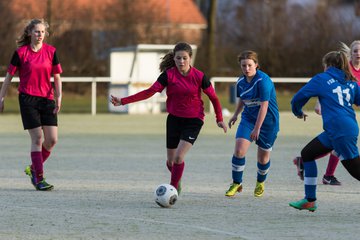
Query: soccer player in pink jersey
293,41,360,186
0,19,62,191
346,41,360,81
111,42,227,194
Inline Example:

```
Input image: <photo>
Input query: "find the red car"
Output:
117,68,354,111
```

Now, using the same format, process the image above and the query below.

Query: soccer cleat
293,156,304,181
289,198,317,212
35,179,54,191
322,175,341,185
225,183,242,197
254,181,265,197
24,165,36,188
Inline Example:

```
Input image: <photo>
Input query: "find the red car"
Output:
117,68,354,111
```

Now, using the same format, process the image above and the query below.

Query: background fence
1,77,309,115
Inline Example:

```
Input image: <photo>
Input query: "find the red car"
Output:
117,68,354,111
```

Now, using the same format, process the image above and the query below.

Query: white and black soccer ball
154,183,178,208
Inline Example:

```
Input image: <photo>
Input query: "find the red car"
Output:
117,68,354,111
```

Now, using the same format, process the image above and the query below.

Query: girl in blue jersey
292,41,360,186
290,51,360,212
225,50,279,198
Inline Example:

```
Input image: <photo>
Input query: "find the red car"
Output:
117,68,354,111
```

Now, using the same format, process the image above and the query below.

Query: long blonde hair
339,40,360,61
17,18,49,47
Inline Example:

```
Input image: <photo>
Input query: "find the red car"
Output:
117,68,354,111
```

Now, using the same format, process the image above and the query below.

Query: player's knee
44,137,58,149
32,135,42,147
234,150,246,158
300,148,314,162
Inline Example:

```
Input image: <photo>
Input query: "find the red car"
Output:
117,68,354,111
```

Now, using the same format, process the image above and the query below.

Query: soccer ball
154,183,178,208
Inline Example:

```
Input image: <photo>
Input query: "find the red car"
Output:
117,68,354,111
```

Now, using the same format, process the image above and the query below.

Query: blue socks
304,161,317,200
257,161,270,183
232,156,245,184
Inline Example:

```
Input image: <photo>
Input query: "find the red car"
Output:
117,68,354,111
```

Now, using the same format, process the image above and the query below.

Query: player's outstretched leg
289,160,318,212
341,157,360,181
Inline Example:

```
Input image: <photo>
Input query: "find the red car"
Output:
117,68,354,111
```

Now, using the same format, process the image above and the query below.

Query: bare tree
193,0,217,76
0,2,18,75
207,0,217,76
215,0,360,77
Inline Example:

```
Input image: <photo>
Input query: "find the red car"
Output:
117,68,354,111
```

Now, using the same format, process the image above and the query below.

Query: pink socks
170,162,184,189
31,151,43,183
325,153,340,177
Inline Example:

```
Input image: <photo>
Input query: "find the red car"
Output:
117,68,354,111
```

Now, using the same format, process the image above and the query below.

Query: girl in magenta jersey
111,42,227,194
293,41,360,186
0,19,62,191
346,41,360,81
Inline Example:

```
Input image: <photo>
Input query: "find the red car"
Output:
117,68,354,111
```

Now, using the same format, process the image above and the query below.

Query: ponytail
159,42,193,72
339,41,351,60
322,51,356,81
159,51,175,72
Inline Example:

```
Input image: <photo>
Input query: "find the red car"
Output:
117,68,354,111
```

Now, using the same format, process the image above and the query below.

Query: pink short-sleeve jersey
7,43,63,100
350,62,360,86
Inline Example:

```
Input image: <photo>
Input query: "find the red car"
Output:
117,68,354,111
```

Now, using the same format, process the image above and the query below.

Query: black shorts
19,93,58,130
166,114,204,149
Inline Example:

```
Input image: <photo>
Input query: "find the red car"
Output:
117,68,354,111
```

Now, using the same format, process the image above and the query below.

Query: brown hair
322,51,356,81
17,18,49,47
237,50,260,69
159,42,193,72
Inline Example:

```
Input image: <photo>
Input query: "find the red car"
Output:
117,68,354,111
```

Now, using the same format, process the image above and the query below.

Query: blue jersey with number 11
292,67,360,139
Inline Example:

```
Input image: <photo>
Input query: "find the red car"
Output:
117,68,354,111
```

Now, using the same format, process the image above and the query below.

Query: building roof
147,0,207,25
9,0,206,26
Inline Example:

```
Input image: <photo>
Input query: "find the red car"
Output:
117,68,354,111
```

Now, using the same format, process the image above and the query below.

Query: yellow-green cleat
24,165,36,189
225,183,242,197
254,181,265,197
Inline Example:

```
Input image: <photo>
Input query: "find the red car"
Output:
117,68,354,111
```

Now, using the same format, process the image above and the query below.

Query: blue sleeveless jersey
236,70,279,132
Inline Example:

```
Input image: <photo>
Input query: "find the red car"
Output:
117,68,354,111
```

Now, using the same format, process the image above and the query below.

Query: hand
250,128,260,141
110,95,122,106
297,113,308,121
217,121,227,133
53,104,61,114
314,100,321,115
53,98,61,114
228,115,238,129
